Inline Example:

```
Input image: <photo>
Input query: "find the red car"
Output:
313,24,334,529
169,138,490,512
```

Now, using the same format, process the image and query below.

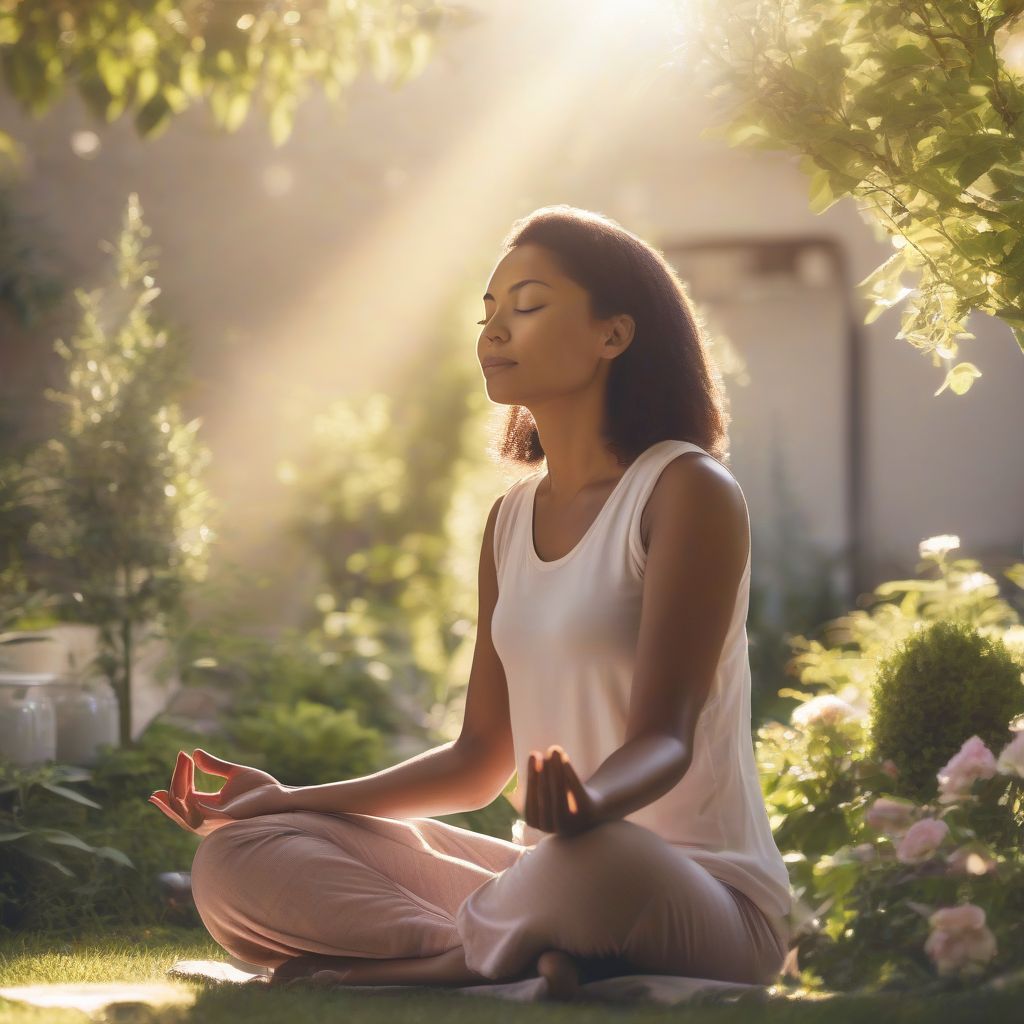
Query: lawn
1,926,1021,1024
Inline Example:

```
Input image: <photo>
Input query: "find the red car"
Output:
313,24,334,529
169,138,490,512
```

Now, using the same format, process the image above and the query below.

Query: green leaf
269,99,293,147
21,850,76,876
93,845,135,869
35,828,101,853
135,92,172,138
0,829,32,842
808,168,836,214
39,782,103,808
96,49,127,97
934,361,982,396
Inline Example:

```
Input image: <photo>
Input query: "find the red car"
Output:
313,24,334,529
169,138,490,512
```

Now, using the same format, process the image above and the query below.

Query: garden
2,0,1024,1020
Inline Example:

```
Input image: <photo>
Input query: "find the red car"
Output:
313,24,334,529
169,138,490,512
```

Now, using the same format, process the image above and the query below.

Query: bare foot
536,949,581,1001
270,954,361,987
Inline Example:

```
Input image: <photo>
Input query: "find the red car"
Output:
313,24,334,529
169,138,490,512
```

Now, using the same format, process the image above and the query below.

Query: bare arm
291,493,517,819
582,454,750,825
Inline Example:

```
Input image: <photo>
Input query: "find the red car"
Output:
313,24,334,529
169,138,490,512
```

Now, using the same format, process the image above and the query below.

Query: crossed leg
189,810,784,996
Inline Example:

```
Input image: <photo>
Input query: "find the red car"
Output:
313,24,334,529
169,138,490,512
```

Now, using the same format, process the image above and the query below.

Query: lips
482,358,517,369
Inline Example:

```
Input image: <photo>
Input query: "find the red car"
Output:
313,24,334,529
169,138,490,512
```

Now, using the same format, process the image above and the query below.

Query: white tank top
491,438,792,943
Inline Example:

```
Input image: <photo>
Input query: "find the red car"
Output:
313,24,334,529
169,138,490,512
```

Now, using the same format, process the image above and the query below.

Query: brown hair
484,204,731,473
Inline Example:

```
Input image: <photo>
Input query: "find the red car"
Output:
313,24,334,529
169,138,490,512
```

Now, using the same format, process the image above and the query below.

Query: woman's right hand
148,748,290,837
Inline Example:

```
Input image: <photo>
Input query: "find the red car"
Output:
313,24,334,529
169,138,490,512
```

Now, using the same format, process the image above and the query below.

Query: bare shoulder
641,452,749,561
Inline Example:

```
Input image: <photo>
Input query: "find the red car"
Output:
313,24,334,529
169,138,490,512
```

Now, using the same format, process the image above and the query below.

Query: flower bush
759,534,1024,993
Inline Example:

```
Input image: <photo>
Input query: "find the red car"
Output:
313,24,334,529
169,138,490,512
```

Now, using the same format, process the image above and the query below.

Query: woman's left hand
525,745,602,838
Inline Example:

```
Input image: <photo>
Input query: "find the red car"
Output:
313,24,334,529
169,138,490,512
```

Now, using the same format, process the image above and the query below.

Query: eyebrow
482,279,552,301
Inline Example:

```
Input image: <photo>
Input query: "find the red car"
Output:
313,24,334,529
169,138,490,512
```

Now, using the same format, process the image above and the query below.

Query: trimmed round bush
869,617,1024,802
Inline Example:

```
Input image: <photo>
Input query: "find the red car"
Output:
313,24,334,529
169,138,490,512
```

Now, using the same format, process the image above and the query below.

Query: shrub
226,699,385,788
870,618,1024,803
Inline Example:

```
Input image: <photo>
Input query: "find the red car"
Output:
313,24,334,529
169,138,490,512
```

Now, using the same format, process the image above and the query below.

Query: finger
184,752,221,804
547,750,570,832
192,748,239,779
170,752,190,818
148,792,189,830
525,752,541,829
186,748,227,803
544,748,564,829
536,755,554,834
531,751,549,831
194,796,236,820
562,760,584,816
555,750,576,820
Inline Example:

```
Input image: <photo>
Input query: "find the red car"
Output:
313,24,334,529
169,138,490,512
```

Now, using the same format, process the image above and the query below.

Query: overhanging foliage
691,0,1024,394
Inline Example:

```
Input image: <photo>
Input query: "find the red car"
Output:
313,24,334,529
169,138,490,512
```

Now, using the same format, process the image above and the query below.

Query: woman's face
477,243,627,406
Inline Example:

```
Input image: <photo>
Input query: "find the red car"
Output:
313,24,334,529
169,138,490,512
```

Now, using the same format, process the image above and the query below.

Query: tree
24,192,214,748
0,0,473,159
690,0,1024,394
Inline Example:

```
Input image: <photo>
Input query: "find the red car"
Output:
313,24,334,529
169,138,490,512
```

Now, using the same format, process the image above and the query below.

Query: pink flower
996,730,1024,778
936,735,998,805
896,817,949,863
881,759,899,779
864,796,916,835
924,903,998,976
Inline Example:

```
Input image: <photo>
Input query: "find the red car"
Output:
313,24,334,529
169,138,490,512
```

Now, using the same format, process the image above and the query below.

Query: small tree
25,192,214,747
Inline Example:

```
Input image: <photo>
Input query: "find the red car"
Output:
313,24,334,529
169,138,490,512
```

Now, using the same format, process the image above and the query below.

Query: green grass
0,926,1020,1024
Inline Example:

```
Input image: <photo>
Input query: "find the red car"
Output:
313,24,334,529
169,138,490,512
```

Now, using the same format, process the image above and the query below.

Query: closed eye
477,306,545,325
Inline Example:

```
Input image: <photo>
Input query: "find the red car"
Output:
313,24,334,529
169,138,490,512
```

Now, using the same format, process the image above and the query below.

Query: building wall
1,0,1021,629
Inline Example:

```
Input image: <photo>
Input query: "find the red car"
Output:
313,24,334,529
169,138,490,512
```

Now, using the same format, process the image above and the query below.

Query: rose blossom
924,903,998,976
996,730,1024,778
896,817,949,864
864,796,916,834
790,694,860,729
936,735,998,804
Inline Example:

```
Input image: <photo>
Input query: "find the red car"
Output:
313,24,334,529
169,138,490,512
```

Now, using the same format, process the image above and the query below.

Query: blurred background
0,0,1022,937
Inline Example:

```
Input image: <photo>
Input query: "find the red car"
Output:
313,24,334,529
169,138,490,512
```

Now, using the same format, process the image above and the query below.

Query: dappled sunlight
205,0,691,569
0,980,195,1014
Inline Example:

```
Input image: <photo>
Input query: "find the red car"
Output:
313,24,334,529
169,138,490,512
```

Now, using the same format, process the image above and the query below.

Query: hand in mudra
148,749,291,837
525,744,602,838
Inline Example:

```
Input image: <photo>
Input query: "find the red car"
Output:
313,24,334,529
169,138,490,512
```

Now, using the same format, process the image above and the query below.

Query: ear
603,313,635,359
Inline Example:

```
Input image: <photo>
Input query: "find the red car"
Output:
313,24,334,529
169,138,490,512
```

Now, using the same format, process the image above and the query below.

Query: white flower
996,731,1024,778
959,571,996,593
1001,625,1024,653
919,534,960,558
791,694,861,729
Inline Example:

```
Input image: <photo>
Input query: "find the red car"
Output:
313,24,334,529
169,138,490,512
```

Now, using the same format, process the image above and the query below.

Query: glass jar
0,673,58,767
49,677,120,765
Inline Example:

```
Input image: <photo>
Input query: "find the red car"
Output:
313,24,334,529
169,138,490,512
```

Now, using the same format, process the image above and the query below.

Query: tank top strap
493,470,542,580
494,440,713,580
618,440,713,577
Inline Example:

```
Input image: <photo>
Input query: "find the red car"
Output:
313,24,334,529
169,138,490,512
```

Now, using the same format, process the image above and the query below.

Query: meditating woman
149,204,792,1000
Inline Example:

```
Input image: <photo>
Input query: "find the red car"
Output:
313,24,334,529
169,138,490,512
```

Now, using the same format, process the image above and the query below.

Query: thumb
195,795,235,818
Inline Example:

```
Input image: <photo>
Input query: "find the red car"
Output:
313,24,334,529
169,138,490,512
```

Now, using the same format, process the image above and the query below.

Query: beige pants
189,810,789,985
